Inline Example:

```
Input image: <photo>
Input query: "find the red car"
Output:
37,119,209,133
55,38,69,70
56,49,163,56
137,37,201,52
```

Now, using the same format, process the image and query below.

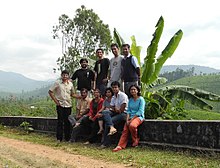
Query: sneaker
84,141,90,145
99,144,107,149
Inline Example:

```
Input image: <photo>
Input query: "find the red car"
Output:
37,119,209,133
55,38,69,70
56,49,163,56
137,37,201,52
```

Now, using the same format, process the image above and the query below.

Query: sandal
108,127,117,136
97,129,104,135
112,146,123,152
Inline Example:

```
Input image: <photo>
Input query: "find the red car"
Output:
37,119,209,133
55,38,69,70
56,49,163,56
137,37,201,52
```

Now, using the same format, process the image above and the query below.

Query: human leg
68,114,76,127
56,106,64,141
63,107,72,141
128,117,143,147
97,120,104,135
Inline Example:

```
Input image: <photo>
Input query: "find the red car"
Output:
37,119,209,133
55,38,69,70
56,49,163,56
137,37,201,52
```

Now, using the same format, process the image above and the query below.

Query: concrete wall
0,117,219,150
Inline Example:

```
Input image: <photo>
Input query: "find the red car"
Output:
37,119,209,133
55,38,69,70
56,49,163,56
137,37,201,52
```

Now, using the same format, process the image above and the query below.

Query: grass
185,110,220,120
0,125,220,168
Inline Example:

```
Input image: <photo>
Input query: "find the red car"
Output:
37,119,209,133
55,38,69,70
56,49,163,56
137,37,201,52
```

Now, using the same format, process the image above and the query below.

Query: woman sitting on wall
113,85,145,152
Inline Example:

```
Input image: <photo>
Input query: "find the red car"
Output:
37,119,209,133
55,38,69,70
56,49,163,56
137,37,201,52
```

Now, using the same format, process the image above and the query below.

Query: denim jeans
102,110,126,146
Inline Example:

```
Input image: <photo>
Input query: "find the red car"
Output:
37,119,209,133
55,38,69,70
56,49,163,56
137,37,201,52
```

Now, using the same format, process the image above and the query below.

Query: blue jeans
102,110,126,146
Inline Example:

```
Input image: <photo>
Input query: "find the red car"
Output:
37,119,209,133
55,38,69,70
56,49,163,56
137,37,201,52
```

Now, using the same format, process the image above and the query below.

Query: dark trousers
56,106,71,141
71,116,101,143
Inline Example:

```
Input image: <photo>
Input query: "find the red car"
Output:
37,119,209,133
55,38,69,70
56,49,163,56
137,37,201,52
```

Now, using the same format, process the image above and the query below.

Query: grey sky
0,0,220,80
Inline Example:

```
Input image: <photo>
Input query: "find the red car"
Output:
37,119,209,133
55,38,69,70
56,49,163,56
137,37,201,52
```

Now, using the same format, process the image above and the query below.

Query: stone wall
0,117,219,150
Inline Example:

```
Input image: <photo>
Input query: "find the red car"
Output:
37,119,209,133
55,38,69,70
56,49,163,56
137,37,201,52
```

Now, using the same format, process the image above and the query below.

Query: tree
52,5,112,74
113,16,220,119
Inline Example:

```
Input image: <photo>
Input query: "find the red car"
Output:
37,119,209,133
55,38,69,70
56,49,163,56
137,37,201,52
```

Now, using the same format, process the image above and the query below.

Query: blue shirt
127,96,145,121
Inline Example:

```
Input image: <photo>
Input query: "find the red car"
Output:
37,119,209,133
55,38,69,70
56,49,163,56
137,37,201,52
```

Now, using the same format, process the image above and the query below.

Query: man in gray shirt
108,43,123,87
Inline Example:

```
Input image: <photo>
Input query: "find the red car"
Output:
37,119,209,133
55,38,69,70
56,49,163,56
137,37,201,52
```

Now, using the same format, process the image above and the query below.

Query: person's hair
80,58,88,64
105,87,114,96
80,88,88,93
111,81,120,87
93,88,101,97
122,44,130,49
129,84,141,97
110,43,119,48
96,48,104,53
61,70,69,75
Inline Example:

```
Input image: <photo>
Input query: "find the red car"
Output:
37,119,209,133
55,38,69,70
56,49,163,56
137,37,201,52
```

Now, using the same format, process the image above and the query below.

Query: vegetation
53,5,112,73
160,67,195,82
1,126,220,168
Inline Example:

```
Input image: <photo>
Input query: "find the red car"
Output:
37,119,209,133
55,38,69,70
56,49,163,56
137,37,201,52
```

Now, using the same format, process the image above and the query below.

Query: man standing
71,58,95,95
94,48,110,96
101,81,128,147
121,44,141,97
48,70,78,142
108,43,123,87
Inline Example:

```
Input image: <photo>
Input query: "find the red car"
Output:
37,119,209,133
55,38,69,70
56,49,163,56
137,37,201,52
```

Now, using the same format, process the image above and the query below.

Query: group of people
48,43,145,152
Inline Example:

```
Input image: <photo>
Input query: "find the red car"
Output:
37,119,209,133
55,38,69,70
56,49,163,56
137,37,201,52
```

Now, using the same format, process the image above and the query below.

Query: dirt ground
0,136,127,168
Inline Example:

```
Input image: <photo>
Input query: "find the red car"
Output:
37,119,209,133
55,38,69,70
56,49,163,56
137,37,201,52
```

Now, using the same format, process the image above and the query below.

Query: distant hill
0,70,53,93
160,65,220,75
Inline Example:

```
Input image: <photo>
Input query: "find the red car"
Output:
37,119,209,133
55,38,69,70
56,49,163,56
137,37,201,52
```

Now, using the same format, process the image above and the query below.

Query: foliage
160,67,195,82
19,121,34,133
53,5,112,74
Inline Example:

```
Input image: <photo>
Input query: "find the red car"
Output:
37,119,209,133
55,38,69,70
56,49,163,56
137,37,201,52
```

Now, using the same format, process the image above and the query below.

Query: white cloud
0,0,220,80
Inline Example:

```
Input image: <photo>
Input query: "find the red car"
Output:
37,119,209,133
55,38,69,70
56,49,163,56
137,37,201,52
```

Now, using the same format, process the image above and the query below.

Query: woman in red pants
113,85,145,152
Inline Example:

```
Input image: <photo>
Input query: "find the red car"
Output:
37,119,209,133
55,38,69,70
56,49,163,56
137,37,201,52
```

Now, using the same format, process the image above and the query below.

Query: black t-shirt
94,58,110,85
71,69,95,91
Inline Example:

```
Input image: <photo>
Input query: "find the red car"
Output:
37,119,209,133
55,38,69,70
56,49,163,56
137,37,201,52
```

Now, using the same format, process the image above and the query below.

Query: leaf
141,16,164,85
130,35,142,65
113,28,125,49
149,30,183,84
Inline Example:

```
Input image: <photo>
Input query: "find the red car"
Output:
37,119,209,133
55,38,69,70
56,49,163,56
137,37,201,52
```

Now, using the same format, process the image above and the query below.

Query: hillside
166,74,220,95
162,74,220,112
0,70,53,93
161,65,220,75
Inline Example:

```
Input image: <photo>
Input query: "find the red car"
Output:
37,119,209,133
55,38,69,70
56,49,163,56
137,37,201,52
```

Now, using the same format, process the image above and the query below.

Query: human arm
48,90,60,106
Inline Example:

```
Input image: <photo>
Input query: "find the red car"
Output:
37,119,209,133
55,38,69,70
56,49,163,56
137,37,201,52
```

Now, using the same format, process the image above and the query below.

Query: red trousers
118,117,143,148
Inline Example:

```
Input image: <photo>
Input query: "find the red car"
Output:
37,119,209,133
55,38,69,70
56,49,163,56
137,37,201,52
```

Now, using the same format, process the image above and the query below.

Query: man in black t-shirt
94,49,110,96
71,58,95,94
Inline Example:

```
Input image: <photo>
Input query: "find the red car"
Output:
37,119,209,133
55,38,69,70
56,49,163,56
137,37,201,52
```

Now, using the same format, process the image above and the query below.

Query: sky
0,0,220,81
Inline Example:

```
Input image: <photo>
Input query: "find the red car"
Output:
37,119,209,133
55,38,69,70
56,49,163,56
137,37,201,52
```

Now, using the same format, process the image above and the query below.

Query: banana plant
113,16,220,119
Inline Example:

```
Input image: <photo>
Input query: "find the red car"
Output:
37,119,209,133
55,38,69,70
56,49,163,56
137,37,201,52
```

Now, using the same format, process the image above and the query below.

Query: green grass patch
185,110,220,120
0,125,220,167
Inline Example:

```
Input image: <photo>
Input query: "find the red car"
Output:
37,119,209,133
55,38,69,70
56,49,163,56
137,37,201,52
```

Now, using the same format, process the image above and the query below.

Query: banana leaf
149,30,183,84
141,16,164,85
130,35,142,65
113,28,125,49
162,85,220,102
166,89,213,110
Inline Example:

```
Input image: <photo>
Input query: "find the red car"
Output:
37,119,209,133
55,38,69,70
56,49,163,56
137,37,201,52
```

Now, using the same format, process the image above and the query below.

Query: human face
105,90,113,98
122,46,130,57
112,85,119,94
111,46,119,56
61,73,69,81
96,50,103,59
93,90,100,98
80,61,88,69
130,86,138,97
81,91,88,99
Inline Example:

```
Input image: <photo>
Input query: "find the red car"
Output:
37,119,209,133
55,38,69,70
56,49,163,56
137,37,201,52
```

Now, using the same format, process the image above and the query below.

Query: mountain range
0,70,53,93
160,65,220,74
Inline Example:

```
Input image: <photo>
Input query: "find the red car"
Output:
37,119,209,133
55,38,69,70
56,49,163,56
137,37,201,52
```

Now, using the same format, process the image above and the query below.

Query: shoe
73,123,80,128
97,129,104,135
84,141,90,145
108,127,117,136
99,144,107,149
112,146,123,152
